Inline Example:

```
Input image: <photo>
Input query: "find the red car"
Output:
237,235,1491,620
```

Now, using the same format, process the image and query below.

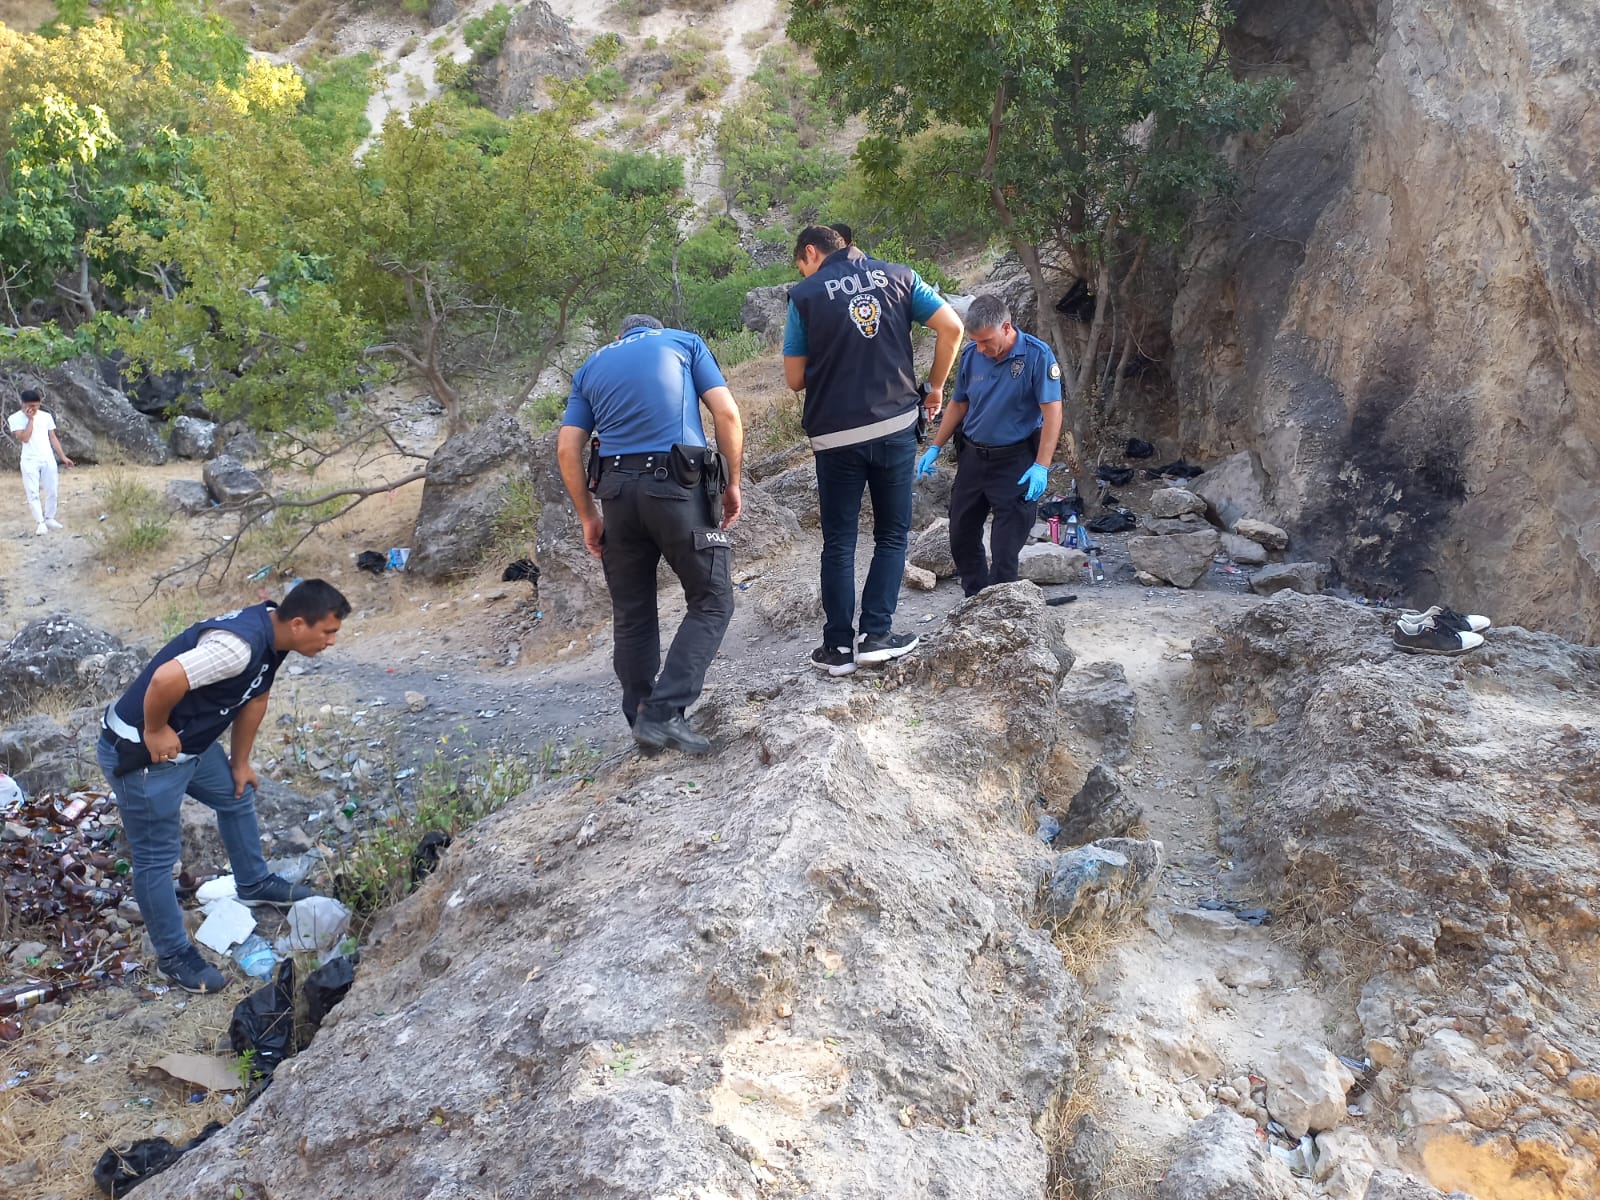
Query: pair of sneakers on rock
1392,605,1492,656
810,630,920,678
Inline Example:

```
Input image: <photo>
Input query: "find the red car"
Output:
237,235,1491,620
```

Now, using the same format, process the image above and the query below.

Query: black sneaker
632,713,712,755
810,644,857,677
1401,605,1491,635
157,946,229,994
236,873,315,908
856,631,920,664
1393,616,1484,656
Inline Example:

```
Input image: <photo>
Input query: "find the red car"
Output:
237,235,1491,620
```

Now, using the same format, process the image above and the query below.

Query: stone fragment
1129,529,1220,589
1189,451,1270,532
164,479,214,516
1056,765,1142,845
1149,487,1208,518
1234,518,1290,550
903,563,937,592
1058,661,1137,762
1362,1168,1472,1199
1222,532,1268,565
170,415,218,460
908,518,957,579
1156,1109,1300,1200
1266,1043,1356,1137
1042,837,1164,929
1140,515,1202,536
405,691,429,713
1135,570,1163,587
1405,1089,1462,1128
1057,1113,1115,1198
202,454,267,505
1249,561,1327,595
1017,543,1087,584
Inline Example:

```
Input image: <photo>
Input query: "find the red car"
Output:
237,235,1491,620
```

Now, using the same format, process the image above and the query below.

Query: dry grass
1049,913,1136,980
0,985,240,1200
1039,1081,1167,1200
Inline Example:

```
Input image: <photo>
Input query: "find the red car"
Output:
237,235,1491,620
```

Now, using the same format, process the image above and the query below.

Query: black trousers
597,468,734,724
948,439,1038,597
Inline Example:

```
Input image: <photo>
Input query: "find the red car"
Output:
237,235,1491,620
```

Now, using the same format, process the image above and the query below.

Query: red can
1047,516,1061,544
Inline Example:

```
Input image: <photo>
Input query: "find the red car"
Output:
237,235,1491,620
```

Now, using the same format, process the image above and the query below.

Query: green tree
789,0,1286,463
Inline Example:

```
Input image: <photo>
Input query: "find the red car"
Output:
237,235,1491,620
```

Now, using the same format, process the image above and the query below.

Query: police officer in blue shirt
557,315,744,755
784,225,964,676
916,294,1063,596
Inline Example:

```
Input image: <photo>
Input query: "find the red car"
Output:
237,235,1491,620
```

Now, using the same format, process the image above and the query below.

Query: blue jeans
97,738,273,960
814,426,917,648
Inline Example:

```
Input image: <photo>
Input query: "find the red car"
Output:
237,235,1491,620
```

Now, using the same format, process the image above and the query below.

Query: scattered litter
303,955,356,1031
195,876,238,907
386,547,410,571
231,933,277,980
1124,438,1155,459
1145,459,1204,479
246,565,272,583
355,550,386,575
93,1122,222,1198
576,813,601,847
228,959,295,1083
145,1053,241,1094
276,897,352,956
1095,465,1135,486
1036,814,1061,845
1087,510,1136,534
410,832,451,883
1190,723,1203,732
502,559,540,583
1197,897,1273,925
0,772,22,814
194,897,255,954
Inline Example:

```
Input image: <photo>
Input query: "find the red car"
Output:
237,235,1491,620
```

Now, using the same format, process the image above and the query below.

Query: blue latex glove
1018,463,1049,502
916,446,941,479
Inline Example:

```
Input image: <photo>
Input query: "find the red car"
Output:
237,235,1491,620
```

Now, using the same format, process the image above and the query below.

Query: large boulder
1189,450,1272,532
1042,837,1165,930
527,427,606,624
1221,532,1269,566
740,285,791,344
479,0,587,116
410,416,535,580
1148,487,1208,518
32,360,169,464
165,479,214,516
728,482,799,564
1234,518,1290,550
0,615,143,718
758,461,820,527
1265,1043,1356,1138
1017,543,1088,585
1058,660,1138,762
1055,765,1143,846
202,454,267,505
1128,528,1220,588
1249,561,1327,595
170,415,218,460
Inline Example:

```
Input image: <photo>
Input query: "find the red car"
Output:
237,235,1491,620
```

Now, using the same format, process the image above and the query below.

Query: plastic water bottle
1090,550,1106,584
0,773,22,815
232,935,277,980
1065,514,1081,549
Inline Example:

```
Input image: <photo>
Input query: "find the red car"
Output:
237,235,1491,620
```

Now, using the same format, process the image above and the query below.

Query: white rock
1234,518,1289,550
903,562,937,591
1265,1043,1356,1138
1018,542,1088,584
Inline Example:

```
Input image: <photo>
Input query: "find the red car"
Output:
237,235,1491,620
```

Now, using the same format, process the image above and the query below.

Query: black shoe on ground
157,946,229,994
1400,604,1491,635
856,631,920,664
632,713,712,755
236,873,316,908
810,644,857,677
1392,617,1484,656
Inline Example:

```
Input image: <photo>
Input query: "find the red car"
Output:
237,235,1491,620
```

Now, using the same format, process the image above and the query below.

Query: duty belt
601,451,674,474
965,437,1032,458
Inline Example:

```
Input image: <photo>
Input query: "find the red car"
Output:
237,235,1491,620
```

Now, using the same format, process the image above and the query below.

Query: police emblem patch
848,294,881,339
1048,362,1061,380
1010,360,1025,378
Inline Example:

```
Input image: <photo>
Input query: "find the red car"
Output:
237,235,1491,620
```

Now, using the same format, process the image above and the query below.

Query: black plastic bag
228,958,295,1083
502,558,540,584
1124,438,1155,459
1086,510,1137,534
1146,459,1204,479
410,830,453,882
1095,465,1134,486
1055,279,1096,323
94,1123,221,1197
355,550,386,575
304,954,357,1032
1037,496,1084,520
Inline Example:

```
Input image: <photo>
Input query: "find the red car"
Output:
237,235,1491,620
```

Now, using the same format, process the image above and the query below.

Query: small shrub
463,3,514,62
97,474,173,559
585,65,627,103
707,329,763,369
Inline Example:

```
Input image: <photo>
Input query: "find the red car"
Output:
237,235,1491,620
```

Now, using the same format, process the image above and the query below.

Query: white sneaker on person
45,518,63,530
35,521,47,536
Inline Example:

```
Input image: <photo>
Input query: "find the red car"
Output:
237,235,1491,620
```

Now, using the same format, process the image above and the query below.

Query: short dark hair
19,388,41,404
965,294,1012,333
827,222,854,247
278,579,351,624
793,225,846,262
618,314,663,336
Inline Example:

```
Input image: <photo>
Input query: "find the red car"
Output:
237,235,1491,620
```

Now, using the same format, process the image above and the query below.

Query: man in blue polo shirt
916,294,1063,596
784,225,964,676
557,315,744,755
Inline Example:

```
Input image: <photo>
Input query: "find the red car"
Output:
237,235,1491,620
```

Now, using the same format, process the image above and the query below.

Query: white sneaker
1400,605,1491,635
35,521,47,536
45,518,63,530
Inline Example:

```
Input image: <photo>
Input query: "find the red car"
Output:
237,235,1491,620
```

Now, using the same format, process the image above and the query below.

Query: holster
670,444,729,498
103,732,153,778
585,436,601,494
915,383,931,444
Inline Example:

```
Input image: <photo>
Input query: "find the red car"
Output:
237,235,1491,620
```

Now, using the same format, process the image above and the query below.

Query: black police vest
788,249,920,449
112,603,286,754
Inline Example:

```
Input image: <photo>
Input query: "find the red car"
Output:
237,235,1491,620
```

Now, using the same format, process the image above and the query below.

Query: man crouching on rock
557,315,743,756
97,580,350,994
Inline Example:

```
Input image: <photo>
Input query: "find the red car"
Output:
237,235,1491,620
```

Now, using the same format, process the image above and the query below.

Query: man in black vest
783,225,964,675
96,580,350,993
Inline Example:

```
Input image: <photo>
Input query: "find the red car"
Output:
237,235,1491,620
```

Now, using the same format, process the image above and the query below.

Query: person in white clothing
7,388,73,535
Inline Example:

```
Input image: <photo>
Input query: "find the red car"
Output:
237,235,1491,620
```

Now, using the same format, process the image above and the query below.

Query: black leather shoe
632,714,712,755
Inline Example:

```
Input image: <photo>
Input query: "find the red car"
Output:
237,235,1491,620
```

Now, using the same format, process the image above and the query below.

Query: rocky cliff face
1170,0,1600,639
